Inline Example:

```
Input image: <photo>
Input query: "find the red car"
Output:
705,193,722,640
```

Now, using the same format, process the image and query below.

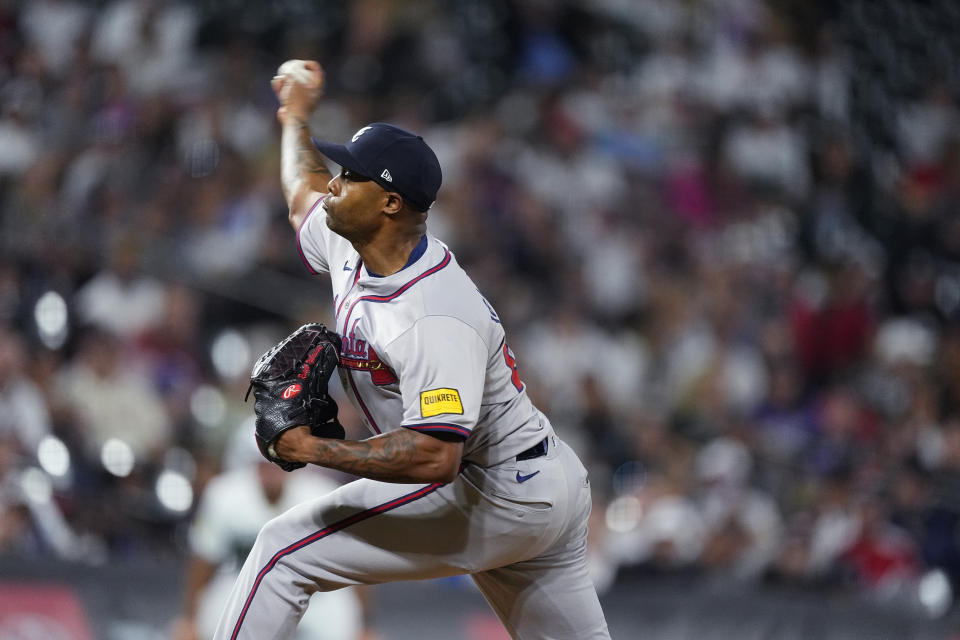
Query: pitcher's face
323,169,397,241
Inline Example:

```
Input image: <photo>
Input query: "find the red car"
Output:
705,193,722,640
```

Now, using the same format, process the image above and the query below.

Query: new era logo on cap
312,123,442,212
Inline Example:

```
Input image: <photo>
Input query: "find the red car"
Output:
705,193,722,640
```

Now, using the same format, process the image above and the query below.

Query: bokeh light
101,439,135,478
190,384,227,428
33,291,68,349
37,436,70,478
919,569,953,618
605,495,641,534
155,470,193,513
211,329,252,380
20,467,52,505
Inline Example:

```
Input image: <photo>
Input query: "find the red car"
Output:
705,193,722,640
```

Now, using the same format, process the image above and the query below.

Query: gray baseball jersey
214,196,610,639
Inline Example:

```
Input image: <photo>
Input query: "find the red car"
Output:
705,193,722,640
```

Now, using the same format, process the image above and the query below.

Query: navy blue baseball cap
312,123,442,212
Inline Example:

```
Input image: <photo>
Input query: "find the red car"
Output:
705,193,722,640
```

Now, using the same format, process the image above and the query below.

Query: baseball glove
246,323,345,471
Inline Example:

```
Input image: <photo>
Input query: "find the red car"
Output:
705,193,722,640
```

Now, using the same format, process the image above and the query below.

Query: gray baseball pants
213,436,611,640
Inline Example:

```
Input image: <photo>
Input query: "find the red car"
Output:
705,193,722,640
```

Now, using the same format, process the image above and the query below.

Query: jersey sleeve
296,195,332,274
385,315,487,440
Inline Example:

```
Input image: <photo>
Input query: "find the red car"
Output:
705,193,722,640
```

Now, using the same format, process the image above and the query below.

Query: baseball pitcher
213,59,611,640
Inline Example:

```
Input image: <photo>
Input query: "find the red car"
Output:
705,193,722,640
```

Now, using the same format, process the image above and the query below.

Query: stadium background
2,0,960,637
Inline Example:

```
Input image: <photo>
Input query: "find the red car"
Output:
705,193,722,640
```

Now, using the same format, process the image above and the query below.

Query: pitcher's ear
383,192,404,215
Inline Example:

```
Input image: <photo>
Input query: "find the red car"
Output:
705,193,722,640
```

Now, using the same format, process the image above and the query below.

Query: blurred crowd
2,0,960,620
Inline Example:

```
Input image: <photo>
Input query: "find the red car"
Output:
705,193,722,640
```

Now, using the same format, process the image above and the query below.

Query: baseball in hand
277,59,320,88
272,60,322,122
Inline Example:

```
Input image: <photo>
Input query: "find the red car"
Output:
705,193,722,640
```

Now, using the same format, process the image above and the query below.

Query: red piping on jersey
337,249,452,335
346,370,382,434
296,195,327,275
228,481,445,640
404,422,471,439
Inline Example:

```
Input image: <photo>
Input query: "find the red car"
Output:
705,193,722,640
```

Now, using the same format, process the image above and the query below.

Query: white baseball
277,59,317,87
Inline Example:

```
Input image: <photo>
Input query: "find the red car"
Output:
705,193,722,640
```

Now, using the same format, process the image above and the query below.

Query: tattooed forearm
280,116,331,201
293,118,332,178
309,429,461,484
316,434,417,482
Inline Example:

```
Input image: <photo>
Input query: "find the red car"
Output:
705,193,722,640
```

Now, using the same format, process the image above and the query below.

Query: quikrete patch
420,388,464,417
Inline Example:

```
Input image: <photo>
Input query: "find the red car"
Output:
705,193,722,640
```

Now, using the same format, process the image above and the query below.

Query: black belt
516,437,548,461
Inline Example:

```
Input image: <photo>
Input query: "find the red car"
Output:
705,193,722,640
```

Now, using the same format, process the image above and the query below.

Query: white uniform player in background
171,435,367,640
212,60,611,640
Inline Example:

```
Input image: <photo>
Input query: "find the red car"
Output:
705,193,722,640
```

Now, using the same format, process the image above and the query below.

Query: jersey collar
364,234,428,278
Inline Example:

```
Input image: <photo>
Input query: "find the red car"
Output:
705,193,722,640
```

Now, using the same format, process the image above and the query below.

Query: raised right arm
272,61,332,230
280,113,332,230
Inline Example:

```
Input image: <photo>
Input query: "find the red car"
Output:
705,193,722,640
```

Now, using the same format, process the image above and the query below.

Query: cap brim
311,138,370,177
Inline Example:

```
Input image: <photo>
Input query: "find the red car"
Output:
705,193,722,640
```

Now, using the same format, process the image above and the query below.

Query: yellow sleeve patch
419,388,464,418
